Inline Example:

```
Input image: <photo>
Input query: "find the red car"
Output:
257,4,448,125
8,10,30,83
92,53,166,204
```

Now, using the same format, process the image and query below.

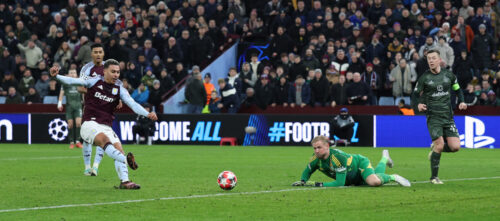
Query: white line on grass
0,156,80,161
1,176,500,213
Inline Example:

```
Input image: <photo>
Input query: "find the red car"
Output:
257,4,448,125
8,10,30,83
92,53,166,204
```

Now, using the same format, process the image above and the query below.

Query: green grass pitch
0,144,499,220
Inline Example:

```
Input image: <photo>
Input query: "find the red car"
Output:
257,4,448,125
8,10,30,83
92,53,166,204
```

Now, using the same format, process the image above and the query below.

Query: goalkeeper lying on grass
292,135,411,187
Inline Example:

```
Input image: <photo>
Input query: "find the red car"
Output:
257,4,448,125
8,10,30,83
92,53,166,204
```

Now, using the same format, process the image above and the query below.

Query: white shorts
81,121,120,145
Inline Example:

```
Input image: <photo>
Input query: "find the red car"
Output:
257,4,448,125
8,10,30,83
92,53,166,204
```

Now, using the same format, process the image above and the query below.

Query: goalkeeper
292,135,411,187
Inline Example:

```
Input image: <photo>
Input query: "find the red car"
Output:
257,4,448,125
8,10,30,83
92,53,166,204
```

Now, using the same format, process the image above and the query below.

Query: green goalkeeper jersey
62,84,82,108
413,68,464,116
300,148,364,187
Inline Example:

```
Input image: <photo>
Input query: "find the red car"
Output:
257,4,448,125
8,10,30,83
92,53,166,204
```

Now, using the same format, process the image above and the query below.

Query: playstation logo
459,116,495,148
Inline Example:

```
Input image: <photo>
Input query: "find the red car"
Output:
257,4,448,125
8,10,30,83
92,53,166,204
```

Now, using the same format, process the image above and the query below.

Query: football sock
68,127,74,143
93,146,104,168
376,173,394,184
375,160,387,174
75,127,81,141
83,142,92,169
115,160,129,182
104,143,126,163
430,151,441,178
442,143,452,152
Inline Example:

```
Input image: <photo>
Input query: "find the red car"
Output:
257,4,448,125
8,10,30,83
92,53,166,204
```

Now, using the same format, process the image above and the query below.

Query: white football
217,171,237,190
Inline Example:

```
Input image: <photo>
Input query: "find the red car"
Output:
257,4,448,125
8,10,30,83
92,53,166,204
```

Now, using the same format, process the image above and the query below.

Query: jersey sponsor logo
112,88,118,95
94,91,115,102
460,116,495,148
335,167,346,173
431,85,448,97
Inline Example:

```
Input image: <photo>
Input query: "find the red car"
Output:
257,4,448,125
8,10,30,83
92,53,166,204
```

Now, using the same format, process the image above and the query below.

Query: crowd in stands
1,0,500,112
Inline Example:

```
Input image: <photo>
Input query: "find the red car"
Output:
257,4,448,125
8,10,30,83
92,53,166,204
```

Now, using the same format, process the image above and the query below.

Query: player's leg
430,136,445,184
67,119,75,149
75,116,83,148
442,124,460,153
91,146,105,176
375,149,393,174
92,131,140,189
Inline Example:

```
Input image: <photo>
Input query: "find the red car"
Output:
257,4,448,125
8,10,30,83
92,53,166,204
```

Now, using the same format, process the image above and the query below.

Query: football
217,171,237,190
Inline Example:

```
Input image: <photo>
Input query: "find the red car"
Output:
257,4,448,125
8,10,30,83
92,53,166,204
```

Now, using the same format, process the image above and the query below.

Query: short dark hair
427,49,440,56
91,43,103,50
104,59,120,69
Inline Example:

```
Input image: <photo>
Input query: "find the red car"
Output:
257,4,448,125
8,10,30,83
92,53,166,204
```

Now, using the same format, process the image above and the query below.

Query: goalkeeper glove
292,180,323,187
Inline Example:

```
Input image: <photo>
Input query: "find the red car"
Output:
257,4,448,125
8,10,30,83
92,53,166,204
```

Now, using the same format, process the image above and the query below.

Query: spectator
288,75,311,108
158,68,175,95
54,42,72,70
25,86,41,104
150,55,164,78
164,37,183,71
225,67,243,95
131,83,150,105
239,62,257,92
75,36,92,65
191,25,214,66
208,90,222,113
362,63,382,104
451,16,475,53
173,63,189,84
241,87,257,108
0,50,16,76
471,24,495,73
217,78,240,113
453,50,475,89
124,62,142,89
434,36,454,69
389,59,415,97
272,76,289,107
34,71,50,97
310,69,329,106
254,74,274,109
178,30,193,68
184,72,207,114
17,40,43,70
485,90,500,106
463,83,478,106
203,73,215,105
303,48,320,71
5,86,23,104
141,67,157,88
289,55,307,81
18,69,35,96
347,72,370,105
147,80,162,112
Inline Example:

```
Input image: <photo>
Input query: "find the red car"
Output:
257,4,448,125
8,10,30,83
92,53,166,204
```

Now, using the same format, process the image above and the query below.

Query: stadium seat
378,97,395,106
43,96,58,104
0,96,5,104
220,137,238,146
395,97,411,106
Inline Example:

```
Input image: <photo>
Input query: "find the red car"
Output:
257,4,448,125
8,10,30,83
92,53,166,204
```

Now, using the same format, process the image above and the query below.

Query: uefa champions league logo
48,118,68,141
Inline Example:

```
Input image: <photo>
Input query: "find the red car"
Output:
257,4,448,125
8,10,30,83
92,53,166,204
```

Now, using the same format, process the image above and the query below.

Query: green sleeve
321,149,348,187
300,156,318,181
322,170,347,187
450,73,464,103
412,74,426,105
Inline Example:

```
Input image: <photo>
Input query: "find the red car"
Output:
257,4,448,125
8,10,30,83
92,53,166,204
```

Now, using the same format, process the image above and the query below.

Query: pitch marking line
0,156,80,161
1,176,500,213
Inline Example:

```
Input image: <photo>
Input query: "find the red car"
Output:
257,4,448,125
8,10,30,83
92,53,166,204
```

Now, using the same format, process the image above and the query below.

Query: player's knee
76,122,82,127
367,176,382,187
67,121,74,128
94,133,110,147
449,143,461,152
